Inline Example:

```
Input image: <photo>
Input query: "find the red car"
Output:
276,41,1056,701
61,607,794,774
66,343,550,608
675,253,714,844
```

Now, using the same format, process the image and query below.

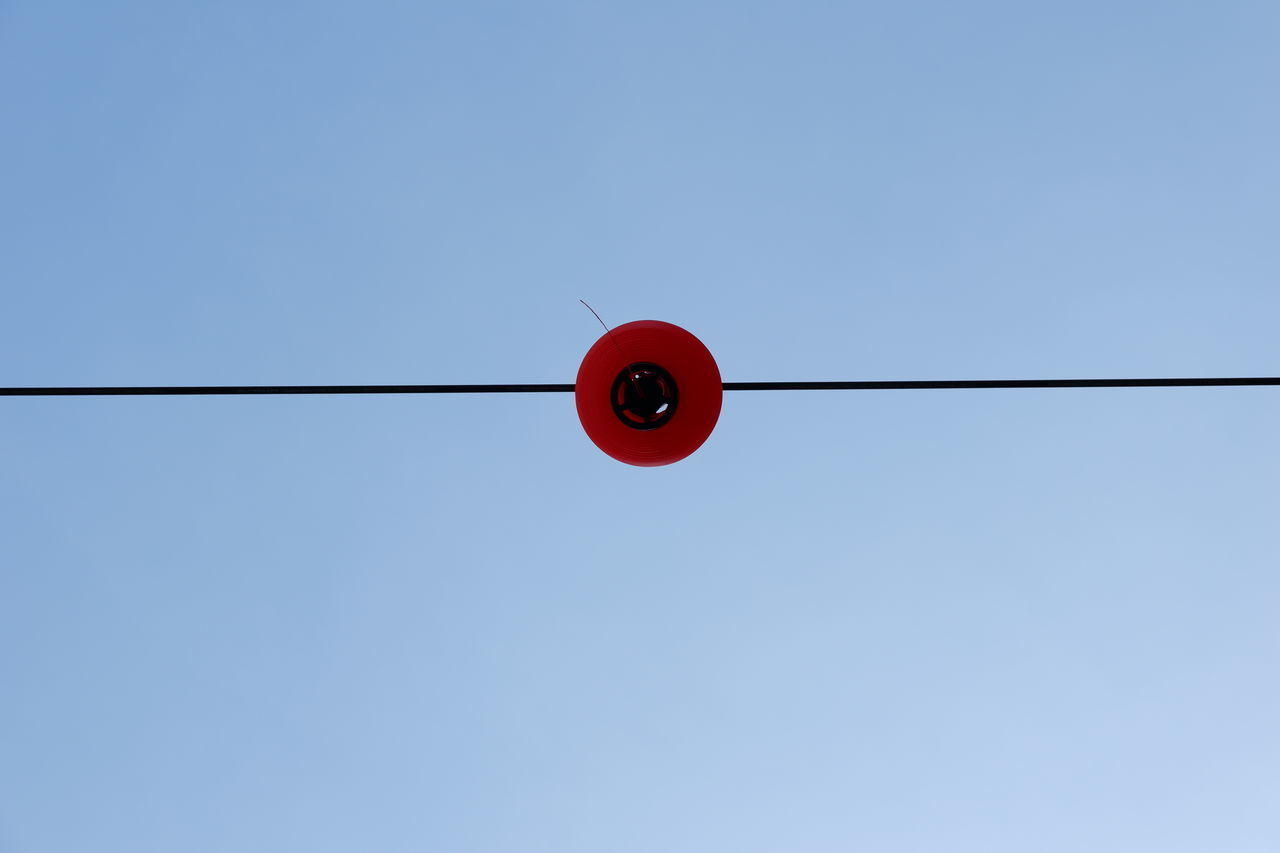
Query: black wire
1,377,1277,396
0,384,575,396
722,377,1280,391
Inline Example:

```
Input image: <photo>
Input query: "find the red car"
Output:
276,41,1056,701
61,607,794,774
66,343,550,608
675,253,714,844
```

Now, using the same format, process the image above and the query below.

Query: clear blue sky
2,2,1278,851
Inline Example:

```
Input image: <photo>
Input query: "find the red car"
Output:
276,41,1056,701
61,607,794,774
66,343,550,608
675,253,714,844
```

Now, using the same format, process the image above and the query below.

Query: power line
0,384,575,396
722,377,1280,391
1,377,1277,396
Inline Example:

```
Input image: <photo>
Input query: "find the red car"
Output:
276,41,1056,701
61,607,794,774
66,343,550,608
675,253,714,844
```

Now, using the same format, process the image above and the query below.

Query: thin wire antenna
579,299,633,363
2,377,1277,396
580,299,645,397
579,299,612,335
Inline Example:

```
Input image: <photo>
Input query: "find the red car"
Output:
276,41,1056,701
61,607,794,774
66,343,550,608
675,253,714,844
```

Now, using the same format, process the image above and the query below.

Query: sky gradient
2,2,1279,851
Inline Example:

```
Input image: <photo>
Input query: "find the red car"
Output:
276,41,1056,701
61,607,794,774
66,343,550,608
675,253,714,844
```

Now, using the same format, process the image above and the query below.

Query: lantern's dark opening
611,363,679,430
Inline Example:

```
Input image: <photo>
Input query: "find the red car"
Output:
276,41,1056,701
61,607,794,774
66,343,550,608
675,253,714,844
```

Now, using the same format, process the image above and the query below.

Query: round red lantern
575,320,722,466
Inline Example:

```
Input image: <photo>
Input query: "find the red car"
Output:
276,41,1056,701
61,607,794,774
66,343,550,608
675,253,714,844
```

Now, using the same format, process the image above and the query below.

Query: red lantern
575,320,722,466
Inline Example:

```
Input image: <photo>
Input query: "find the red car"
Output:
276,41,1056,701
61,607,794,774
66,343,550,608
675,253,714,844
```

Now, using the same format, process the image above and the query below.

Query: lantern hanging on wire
3,309,1277,467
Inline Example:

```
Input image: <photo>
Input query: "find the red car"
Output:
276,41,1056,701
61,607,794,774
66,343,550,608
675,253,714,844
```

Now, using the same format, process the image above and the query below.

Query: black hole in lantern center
611,363,679,430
